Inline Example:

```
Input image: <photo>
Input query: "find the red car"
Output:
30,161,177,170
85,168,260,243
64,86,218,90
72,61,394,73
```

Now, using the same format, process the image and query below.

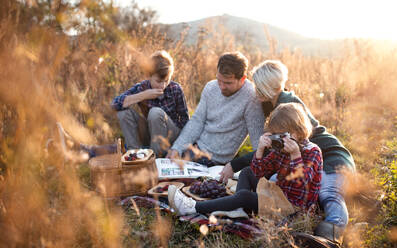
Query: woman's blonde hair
266,102,312,142
252,60,288,100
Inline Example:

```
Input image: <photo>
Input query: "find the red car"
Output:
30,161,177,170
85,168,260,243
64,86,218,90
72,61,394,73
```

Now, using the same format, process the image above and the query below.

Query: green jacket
231,91,355,174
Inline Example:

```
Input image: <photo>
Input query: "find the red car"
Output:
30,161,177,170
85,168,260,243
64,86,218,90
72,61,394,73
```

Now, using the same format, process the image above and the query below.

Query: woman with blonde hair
220,60,355,248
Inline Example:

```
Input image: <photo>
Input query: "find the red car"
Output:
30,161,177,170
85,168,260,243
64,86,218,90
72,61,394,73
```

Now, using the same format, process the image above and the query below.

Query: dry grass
1,0,397,247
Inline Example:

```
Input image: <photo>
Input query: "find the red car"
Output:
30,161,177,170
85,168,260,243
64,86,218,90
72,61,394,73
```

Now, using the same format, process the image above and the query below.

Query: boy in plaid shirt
53,51,189,158
54,51,188,159
111,50,189,157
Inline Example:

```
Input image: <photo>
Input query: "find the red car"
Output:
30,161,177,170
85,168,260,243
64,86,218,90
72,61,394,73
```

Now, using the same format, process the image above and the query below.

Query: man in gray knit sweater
166,52,264,165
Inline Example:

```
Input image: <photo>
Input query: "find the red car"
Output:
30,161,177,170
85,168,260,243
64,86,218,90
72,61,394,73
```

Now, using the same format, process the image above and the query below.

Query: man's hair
149,50,174,80
266,102,312,142
217,52,248,80
252,60,288,100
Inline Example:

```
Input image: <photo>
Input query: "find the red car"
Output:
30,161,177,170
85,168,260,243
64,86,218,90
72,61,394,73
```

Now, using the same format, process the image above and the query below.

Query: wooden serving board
147,181,184,197
121,149,154,165
181,186,233,201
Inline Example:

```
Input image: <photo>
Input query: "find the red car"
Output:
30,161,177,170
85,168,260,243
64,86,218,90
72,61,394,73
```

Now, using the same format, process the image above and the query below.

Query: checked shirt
250,139,323,209
111,80,189,129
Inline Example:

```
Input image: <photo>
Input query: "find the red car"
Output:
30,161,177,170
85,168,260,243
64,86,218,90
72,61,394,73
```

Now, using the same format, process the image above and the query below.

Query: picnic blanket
120,196,263,239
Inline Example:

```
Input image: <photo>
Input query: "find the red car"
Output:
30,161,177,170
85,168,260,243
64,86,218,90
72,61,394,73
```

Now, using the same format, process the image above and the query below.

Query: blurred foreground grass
1,0,397,247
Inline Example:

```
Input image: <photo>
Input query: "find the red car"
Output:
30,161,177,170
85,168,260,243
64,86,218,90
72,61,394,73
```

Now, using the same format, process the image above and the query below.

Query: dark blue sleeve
111,83,143,111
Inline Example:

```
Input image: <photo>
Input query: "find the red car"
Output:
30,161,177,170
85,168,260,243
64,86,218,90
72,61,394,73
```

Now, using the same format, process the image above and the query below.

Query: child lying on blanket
168,102,323,218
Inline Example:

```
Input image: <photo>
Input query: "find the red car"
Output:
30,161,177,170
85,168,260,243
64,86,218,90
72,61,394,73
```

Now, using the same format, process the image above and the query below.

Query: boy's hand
142,89,164,100
282,137,301,159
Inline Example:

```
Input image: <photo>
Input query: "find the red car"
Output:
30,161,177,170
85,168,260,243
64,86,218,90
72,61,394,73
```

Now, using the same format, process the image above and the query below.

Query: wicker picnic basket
89,139,158,197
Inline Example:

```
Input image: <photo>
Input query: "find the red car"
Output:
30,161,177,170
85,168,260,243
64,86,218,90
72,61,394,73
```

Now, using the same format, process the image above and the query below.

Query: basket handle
117,138,123,168
116,138,123,155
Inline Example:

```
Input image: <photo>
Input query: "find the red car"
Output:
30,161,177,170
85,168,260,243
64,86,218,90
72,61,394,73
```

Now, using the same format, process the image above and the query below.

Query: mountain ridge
160,14,345,56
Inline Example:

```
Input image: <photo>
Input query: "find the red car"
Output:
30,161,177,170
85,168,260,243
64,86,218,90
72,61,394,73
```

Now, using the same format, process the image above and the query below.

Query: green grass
362,122,397,247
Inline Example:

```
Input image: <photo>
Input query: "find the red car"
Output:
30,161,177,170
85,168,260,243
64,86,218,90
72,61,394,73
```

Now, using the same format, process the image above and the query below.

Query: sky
116,0,397,41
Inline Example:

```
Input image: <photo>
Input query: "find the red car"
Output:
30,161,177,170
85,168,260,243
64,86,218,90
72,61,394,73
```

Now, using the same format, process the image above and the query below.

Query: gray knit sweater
171,79,265,164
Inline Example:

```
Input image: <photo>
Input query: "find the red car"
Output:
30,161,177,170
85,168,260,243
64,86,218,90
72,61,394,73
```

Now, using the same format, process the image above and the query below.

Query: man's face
216,71,245,97
150,74,169,90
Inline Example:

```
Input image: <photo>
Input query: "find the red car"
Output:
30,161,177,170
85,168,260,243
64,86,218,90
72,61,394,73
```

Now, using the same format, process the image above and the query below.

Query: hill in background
160,14,346,57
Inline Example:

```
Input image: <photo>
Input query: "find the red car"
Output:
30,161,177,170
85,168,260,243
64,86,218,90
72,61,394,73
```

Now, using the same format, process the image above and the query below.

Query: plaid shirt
111,80,189,129
250,139,323,209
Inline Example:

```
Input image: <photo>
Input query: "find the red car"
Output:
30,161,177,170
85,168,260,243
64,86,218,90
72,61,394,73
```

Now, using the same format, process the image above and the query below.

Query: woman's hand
282,136,301,159
256,133,272,158
219,162,234,183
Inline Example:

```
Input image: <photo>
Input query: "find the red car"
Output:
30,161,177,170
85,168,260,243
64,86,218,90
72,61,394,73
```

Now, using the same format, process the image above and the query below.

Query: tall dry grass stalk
0,1,126,247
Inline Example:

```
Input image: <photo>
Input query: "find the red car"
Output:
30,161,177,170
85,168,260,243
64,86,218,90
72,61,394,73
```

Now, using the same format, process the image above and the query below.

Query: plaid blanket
119,196,263,239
